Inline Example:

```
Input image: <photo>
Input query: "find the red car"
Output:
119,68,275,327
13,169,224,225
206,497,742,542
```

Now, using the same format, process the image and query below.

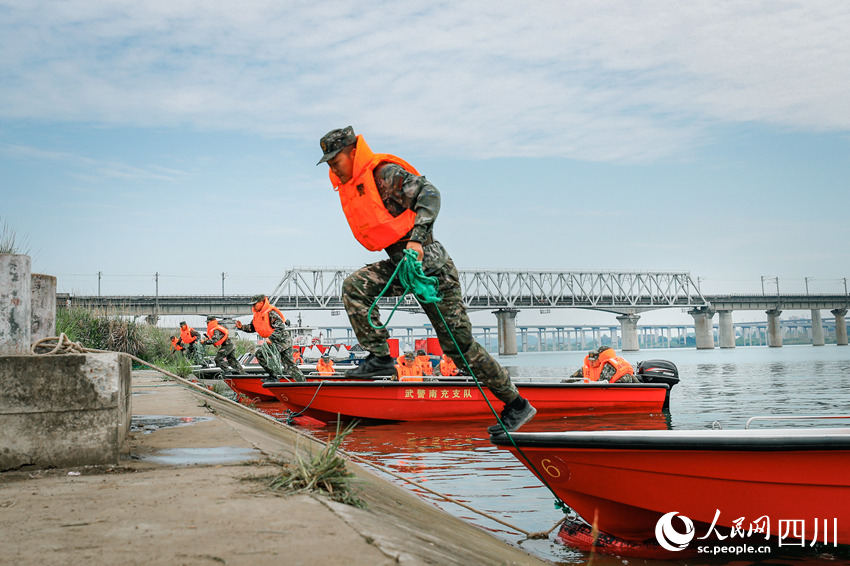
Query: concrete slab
0,353,131,471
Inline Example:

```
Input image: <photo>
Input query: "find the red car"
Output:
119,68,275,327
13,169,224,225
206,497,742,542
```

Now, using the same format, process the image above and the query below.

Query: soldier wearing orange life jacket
574,346,639,383
439,354,459,376
292,347,303,365
315,353,335,376
235,294,304,382
317,126,535,433
395,351,424,382
202,315,244,375
415,349,434,376
178,321,204,365
170,336,183,354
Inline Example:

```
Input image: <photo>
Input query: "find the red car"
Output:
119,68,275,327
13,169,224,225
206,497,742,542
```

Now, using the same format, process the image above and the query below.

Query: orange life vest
416,355,434,375
396,362,423,382
315,359,335,376
439,355,458,376
180,326,198,344
170,337,183,351
583,349,634,383
292,349,303,364
329,135,420,251
252,298,286,338
206,320,229,347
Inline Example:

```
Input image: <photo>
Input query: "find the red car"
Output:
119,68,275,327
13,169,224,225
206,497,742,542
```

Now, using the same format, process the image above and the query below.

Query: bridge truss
269,268,709,314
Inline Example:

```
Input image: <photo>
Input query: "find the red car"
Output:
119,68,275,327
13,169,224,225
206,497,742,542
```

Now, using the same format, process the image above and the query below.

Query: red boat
223,374,360,403
489,424,850,551
261,380,671,422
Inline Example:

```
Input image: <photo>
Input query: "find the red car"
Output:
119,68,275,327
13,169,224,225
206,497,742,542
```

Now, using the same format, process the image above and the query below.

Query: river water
262,345,850,565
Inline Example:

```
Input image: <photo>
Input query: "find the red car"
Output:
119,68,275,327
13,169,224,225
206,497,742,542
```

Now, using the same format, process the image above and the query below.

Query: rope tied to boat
365,249,570,514
281,381,326,425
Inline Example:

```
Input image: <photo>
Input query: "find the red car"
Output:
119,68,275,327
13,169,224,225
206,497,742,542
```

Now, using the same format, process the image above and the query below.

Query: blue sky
2,1,849,327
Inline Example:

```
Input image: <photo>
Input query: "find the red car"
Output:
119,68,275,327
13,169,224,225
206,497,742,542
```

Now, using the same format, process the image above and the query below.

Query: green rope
367,249,441,330
365,248,568,513
190,342,205,366
259,340,284,378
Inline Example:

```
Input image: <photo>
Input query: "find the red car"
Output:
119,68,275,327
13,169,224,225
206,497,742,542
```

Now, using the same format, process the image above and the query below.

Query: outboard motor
636,359,679,409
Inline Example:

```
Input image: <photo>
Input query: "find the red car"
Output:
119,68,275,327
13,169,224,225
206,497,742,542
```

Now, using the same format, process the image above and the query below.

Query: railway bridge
60,268,850,354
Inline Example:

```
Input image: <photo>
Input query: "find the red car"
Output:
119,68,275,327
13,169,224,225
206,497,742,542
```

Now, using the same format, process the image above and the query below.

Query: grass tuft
0,216,31,255
265,421,364,507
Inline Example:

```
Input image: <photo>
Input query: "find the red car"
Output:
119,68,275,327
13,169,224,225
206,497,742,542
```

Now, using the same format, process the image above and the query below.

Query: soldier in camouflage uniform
235,293,304,382
202,315,245,375
318,126,536,432
178,321,205,366
572,346,640,383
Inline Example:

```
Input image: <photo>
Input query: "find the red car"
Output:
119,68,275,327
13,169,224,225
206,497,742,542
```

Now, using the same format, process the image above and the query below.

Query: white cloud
0,142,184,182
1,1,849,163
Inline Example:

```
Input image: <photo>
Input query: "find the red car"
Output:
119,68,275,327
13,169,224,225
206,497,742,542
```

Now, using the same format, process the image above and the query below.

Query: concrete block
0,254,31,355
31,273,57,344
0,353,131,471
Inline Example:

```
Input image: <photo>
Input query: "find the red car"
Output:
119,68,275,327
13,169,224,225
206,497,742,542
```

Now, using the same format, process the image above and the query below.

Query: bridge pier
832,309,848,346
766,309,783,347
609,326,620,349
811,309,825,346
688,307,715,349
717,310,735,348
493,309,519,355
616,314,640,352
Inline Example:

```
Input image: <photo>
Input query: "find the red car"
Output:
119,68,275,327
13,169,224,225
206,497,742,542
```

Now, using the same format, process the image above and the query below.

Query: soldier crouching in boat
572,346,640,383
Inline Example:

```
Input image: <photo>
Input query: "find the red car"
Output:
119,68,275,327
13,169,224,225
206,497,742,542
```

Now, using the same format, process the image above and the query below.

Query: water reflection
252,346,850,565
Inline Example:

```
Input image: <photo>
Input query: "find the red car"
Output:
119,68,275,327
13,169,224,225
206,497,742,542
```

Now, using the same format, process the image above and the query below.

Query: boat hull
223,376,279,402
491,428,850,545
223,374,367,402
262,381,669,422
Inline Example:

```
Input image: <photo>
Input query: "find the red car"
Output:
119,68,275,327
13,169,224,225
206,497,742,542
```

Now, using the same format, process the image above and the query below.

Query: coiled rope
366,249,569,515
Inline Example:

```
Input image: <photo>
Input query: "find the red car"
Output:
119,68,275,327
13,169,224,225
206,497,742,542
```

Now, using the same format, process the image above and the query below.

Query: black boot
345,353,396,379
488,396,537,434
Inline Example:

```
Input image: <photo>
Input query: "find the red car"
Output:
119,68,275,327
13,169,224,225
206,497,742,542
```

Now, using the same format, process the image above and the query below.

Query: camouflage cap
206,315,216,321
250,293,266,304
404,351,415,360
179,321,187,327
416,349,426,355
316,126,356,165
321,352,330,359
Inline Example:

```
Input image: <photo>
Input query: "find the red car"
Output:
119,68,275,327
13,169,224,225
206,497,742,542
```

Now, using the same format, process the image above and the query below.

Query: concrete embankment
0,370,550,566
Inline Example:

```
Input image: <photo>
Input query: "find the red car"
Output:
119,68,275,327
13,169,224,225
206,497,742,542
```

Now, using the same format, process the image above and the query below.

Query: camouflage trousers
184,340,205,366
257,331,304,382
342,257,519,404
213,340,244,374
